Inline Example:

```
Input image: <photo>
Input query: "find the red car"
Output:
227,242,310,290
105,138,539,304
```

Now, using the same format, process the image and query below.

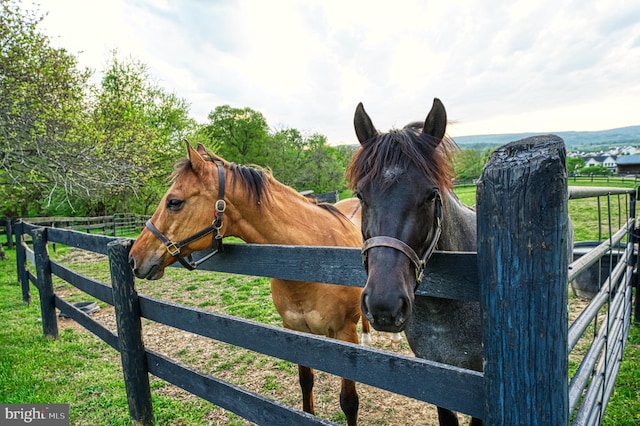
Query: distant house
616,155,640,175
584,155,617,171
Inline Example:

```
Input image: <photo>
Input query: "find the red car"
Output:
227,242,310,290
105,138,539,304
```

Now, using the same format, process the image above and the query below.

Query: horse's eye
427,189,440,202
166,198,184,210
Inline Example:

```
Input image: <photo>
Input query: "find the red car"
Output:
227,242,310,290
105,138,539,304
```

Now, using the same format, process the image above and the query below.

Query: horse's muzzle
360,287,411,333
129,254,164,280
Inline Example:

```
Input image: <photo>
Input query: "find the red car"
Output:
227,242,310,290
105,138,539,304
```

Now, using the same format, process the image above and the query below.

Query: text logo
1,404,69,425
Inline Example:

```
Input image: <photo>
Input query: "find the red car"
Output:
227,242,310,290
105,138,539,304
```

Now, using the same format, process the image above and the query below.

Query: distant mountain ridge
454,125,640,151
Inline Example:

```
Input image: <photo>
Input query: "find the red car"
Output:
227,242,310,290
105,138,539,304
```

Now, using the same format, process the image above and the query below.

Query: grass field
1,180,640,425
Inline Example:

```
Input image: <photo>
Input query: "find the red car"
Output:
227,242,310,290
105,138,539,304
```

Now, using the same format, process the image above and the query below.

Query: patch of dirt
59,250,107,264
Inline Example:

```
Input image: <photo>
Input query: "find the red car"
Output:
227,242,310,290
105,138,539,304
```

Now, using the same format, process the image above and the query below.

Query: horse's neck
438,191,477,252
227,180,360,247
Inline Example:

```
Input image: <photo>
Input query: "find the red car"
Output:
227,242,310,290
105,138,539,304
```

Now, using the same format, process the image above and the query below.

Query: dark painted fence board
191,244,479,302
139,295,485,418
50,261,114,305
146,351,337,426
54,296,119,350
46,227,114,255
23,222,480,301
477,135,569,425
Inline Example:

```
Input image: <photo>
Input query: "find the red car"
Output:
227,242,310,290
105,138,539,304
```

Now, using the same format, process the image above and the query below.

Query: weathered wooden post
14,221,30,303
111,215,117,237
6,218,13,250
32,227,58,338
477,135,569,425
108,239,154,426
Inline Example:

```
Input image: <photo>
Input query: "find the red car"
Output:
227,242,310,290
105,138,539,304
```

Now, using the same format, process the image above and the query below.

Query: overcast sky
40,0,640,144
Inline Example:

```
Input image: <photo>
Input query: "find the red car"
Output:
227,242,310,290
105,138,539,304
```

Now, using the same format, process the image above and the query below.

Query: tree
453,148,485,180
265,127,307,187
291,134,347,193
579,165,612,176
567,157,585,175
0,0,92,217
201,105,269,164
264,130,350,193
89,52,194,214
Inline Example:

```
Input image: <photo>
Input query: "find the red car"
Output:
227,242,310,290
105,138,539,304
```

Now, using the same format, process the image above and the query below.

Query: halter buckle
165,242,181,257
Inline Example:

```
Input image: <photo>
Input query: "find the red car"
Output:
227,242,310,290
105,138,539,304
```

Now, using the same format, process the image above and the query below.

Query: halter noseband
145,160,226,271
361,192,442,291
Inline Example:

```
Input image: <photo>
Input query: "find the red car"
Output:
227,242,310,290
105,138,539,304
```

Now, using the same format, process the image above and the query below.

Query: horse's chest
280,309,329,335
405,297,483,371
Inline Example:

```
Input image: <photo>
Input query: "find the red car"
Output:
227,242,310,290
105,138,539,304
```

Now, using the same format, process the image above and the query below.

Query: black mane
346,123,457,194
173,158,270,204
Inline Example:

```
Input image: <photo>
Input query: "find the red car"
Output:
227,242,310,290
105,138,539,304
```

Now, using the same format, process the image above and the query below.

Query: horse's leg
340,378,359,426
336,326,359,426
390,332,403,349
298,365,314,414
436,406,459,426
360,317,371,346
469,417,483,426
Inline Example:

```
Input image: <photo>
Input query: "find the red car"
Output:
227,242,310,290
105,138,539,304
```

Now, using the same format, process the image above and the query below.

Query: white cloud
39,0,640,144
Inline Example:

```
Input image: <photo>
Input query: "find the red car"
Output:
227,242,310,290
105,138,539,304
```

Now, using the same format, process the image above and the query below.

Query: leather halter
361,192,442,291
145,160,226,270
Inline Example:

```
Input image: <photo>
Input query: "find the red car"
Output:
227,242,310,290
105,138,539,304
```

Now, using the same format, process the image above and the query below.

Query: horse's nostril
128,254,136,270
361,293,374,323
395,296,410,327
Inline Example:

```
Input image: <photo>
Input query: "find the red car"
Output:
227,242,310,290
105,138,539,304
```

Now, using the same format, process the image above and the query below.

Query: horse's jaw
136,262,165,280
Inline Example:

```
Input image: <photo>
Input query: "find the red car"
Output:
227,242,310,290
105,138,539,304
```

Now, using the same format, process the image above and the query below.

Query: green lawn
0,249,229,425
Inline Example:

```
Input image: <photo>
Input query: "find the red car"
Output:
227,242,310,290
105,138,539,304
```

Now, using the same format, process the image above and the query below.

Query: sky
38,0,640,144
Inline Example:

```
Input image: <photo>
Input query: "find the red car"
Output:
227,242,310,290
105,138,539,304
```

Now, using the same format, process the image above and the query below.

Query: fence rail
16,213,149,237
13,143,639,425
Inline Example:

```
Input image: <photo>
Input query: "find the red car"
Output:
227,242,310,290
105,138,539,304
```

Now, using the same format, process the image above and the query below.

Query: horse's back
334,197,362,228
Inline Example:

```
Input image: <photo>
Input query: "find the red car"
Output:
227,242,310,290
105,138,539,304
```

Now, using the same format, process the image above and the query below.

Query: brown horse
128,142,367,425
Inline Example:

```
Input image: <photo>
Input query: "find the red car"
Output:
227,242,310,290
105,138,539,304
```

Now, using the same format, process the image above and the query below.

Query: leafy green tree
567,157,585,175
89,52,194,214
579,165,612,176
453,148,485,180
291,133,346,193
263,129,350,193
265,127,307,187
0,0,92,217
201,105,269,164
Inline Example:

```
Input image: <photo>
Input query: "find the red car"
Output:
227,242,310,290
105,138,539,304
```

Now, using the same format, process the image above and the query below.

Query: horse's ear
196,143,208,157
354,102,377,144
423,98,447,141
186,140,206,174
197,143,225,163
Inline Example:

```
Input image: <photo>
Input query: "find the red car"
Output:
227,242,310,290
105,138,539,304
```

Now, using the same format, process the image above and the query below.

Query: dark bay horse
347,99,482,426
128,142,368,425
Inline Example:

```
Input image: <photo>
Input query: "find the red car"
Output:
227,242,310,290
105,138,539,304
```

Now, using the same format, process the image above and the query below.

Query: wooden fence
14,139,640,425
18,213,149,236
0,218,14,249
